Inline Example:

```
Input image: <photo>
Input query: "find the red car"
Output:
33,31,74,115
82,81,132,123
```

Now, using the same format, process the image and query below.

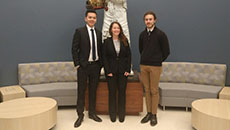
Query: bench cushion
159,83,223,99
22,82,77,97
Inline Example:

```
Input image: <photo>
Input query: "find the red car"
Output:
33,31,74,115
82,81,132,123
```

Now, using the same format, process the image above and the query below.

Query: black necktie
148,30,151,36
91,29,96,61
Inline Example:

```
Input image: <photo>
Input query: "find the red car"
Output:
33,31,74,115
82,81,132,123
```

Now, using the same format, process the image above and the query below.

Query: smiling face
144,14,157,29
111,23,121,37
85,12,97,28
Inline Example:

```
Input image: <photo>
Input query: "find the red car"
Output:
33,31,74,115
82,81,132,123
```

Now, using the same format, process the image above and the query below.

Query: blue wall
0,0,229,86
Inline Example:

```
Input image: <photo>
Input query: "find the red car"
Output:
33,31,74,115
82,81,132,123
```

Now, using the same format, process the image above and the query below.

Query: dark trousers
107,73,127,119
76,63,100,116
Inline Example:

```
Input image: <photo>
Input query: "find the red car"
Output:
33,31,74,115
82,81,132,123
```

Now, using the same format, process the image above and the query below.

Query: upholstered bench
18,62,77,106
159,62,227,111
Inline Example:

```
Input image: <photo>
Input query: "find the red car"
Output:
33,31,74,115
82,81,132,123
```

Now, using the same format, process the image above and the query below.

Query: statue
102,0,130,43
86,0,130,43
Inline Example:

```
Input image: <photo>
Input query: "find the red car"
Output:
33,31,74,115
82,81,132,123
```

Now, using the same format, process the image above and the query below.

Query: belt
88,60,99,64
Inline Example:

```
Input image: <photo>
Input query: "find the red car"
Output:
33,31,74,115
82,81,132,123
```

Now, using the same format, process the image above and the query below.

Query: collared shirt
147,25,155,32
86,24,99,61
113,39,120,56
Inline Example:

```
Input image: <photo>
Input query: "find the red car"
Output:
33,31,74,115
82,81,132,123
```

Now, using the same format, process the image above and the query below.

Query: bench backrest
18,62,76,85
160,62,227,86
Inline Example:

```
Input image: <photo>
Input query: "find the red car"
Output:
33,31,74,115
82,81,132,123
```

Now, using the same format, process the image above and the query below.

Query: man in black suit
72,9,103,128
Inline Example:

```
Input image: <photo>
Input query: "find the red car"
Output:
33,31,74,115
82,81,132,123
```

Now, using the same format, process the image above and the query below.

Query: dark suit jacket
72,26,103,68
103,37,131,75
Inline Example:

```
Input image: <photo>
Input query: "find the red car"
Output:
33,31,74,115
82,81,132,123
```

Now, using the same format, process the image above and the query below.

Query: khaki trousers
140,65,162,114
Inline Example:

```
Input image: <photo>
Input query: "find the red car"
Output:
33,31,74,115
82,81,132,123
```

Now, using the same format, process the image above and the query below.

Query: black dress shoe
150,114,157,126
110,115,116,122
141,112,152,123
119,117,125,123
89,114,102,122
74,115,84,128
110,117,116,122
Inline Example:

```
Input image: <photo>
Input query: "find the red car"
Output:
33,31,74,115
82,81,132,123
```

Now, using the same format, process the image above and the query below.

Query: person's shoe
150,114,157,126
119,117,125,123
74,115,84,128
110,116,116,122
89,114,102,122
140,112,152,123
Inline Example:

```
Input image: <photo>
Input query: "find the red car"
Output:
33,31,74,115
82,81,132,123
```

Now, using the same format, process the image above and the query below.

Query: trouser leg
140,65,151,113
118,73,127,119
76,67,87,116
107,75,117,119
149,66,162,114
88,64,100,115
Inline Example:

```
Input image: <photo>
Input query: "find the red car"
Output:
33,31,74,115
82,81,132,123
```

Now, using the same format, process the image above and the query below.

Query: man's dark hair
143,11,157,20
85,9,97,17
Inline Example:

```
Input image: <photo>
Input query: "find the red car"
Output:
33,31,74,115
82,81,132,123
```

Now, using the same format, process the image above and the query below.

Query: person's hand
74,66,79,70
107,73,113,77
124,72,129,76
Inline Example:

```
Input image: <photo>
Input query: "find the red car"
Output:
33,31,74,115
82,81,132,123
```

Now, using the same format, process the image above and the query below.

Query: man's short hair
85,9,97,17
143,11,157,20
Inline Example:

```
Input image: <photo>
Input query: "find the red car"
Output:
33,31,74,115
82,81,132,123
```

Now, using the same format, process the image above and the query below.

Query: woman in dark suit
103,21,131,123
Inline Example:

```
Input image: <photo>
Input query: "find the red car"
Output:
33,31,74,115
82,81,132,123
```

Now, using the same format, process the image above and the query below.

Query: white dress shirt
86,24,99,61
113,39,120,56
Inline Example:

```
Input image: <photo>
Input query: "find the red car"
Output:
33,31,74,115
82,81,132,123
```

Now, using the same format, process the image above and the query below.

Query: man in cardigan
139,11,170,126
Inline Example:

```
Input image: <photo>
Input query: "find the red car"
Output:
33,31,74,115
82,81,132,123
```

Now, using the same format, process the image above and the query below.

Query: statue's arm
123,0,127,9
104,0,127,10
